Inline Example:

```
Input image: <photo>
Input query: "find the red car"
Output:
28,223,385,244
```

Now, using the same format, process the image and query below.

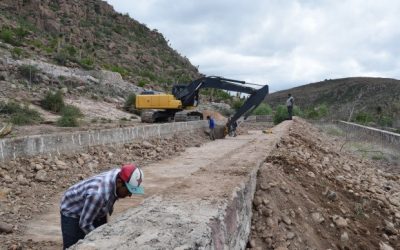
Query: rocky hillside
265,77,400,127
0,0,200,87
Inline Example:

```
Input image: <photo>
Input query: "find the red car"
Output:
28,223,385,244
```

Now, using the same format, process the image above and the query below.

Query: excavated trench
1,119,283,249
70,121,285,249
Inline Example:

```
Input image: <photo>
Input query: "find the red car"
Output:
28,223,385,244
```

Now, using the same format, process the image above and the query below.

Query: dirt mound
248,119,400,249
201,110,227,121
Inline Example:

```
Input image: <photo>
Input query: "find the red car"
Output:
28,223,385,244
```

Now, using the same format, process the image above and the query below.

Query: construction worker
286,93,294,120
60,164,144,249
207,115,215,140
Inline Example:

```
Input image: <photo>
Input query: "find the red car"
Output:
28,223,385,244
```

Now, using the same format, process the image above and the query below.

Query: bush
354,112,373,124
273,105,303,124
79,57,94,70
0,101,43,125
273,105,288,124
293,106,303,117
305,104,329,119
41,91,65,113
110,65,129,77
11,47,23,59
54,52,68,66
61,105,83,117
18,65,40,81
138,79,148,87
124,93,136,111
232,99,245,111
56,105,83,127
214,90,232,101
378,115,393,127
252,103,272,115
57,115,79,127
0,28,15,45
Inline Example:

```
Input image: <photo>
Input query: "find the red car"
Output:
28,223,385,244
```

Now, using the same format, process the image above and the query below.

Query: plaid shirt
60,169,119,234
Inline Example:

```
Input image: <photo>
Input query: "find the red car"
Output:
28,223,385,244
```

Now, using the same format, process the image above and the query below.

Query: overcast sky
105,0,400,92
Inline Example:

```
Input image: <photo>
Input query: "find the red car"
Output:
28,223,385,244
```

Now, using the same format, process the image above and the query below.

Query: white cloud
106,0,400,91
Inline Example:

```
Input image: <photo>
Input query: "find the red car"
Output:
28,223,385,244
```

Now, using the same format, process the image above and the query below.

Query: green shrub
378,115,393,127
273,105,302,124
41,91,65,113
65,45,77,57
11,47,23,59
14,27,29,41
0,101,43,125
354,112,373,124
138,79,148,87
252,103,272,115
293,106,303,117
56,115,79,127
56,105,83,127
0,101,20,114
124,93,136,111
18,65,40,81
54,52,68,66
61,105,83,117
110,65,129,77
273,105,288,124
214,90,232,101
232,99,245,111
305,104,328,119
79,57,94,70
0,28,15,44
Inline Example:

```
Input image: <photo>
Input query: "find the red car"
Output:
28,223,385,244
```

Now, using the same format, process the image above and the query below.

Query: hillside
265,77,400,128
0,0,200,87
0,0,217,137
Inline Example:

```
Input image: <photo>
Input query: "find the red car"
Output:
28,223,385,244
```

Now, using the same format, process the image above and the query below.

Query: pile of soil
248,119,399,250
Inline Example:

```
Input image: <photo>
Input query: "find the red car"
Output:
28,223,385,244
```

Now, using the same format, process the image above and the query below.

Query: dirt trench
0,122,272,249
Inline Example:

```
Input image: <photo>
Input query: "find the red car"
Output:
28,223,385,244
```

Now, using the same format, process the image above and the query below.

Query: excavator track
140,111,156,123
174,111,203,122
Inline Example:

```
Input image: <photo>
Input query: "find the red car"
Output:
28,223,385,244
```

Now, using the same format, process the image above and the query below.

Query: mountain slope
266,77,400,127
0,0,200,87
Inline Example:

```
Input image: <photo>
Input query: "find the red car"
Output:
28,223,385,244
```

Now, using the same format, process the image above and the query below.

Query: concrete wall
0,121,208,161
336,120,400,150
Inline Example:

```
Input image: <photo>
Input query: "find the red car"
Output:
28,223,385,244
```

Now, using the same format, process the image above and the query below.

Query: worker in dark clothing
207,115,215,140
60,164,144,249
286,93,294,120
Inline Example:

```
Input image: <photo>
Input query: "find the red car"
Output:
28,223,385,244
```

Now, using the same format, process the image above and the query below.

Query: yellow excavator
135,76,269,132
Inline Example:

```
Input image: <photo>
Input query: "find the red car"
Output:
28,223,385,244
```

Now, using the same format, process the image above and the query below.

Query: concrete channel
69,121,289,249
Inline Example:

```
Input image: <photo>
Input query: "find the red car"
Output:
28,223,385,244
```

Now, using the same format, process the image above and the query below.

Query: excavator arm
173,76,269,129
173,76,259,106
226,84,269,130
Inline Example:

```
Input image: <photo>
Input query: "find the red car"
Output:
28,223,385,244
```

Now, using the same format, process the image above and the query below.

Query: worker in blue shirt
207,115,215,140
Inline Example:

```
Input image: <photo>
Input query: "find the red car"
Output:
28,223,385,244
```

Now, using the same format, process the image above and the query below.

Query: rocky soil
0,130,209,249
248,119,400,250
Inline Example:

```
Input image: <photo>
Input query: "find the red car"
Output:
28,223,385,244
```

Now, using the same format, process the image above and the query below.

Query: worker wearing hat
60,164,144,249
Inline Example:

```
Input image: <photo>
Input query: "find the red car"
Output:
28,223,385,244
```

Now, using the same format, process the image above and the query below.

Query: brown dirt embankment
249,119,400,250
